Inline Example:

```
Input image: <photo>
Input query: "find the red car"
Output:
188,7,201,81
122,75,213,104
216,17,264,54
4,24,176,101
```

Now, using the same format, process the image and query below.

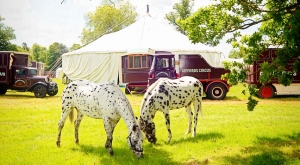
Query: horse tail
69,107,75,123
199,96,203,118
198,82,204,118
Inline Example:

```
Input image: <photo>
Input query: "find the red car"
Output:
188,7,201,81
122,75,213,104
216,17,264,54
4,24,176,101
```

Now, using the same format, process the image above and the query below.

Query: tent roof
64,15,217,56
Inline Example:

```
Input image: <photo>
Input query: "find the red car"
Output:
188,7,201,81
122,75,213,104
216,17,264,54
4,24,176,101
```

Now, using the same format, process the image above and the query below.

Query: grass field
0,79,300,165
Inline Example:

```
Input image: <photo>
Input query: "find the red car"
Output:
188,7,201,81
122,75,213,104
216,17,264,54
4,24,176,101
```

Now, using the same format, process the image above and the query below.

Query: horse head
138,118,157,144
127,124,144,158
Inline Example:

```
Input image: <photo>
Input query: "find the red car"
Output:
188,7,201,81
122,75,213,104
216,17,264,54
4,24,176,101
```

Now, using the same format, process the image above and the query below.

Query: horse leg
74,109,84,144
163,111,172,143
56,105,72,147
192,98,202,137
103,117,119,156
185,104,192,135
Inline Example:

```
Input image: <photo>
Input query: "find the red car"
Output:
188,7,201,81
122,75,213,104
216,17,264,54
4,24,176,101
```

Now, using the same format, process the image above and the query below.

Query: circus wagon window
128,54,149,69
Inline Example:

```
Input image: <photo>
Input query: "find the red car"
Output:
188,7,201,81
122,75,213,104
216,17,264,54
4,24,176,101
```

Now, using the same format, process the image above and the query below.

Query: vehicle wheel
258,85,274,98
34,85,47,98
207,83,227,100
47,90,58,96
125,85,131,94
0,89,7,95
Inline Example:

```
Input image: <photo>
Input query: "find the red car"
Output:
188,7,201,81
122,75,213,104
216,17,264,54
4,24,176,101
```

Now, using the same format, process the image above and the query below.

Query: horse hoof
56,141,60,147
185,131,191,135
109,150,114,156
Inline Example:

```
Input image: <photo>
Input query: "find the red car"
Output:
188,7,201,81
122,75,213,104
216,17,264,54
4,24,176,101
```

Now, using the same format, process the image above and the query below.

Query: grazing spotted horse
138,76,203,143
56,80,144,158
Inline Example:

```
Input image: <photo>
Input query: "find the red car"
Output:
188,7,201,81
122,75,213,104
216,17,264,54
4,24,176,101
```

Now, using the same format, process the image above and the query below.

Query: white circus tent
62,15,223,84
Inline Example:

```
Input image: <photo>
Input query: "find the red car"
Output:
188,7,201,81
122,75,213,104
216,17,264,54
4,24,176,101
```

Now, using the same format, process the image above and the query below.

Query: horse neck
139,79,162,123
117,99,138,134
140,97,155,124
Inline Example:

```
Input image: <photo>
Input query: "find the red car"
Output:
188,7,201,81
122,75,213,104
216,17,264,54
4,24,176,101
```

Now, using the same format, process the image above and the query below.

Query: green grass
0,79,300,165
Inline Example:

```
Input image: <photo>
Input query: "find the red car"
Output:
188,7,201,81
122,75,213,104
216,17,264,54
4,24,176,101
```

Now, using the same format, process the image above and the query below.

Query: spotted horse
56,80,144,158
138,76,203,143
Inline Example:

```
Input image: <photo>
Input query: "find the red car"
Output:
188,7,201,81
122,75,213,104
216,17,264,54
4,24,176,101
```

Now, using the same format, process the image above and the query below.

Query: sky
0,0,257,56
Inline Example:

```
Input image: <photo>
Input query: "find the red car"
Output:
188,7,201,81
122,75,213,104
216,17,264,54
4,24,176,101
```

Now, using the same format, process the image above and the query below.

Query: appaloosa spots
56,80,144,158
139,76,203,143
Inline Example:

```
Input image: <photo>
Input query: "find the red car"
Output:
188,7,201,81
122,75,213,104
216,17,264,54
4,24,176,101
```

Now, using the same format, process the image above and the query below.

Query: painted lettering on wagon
181,68,211,73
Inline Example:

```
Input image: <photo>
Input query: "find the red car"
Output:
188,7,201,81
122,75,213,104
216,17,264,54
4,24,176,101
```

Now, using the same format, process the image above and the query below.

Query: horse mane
140,78,168,110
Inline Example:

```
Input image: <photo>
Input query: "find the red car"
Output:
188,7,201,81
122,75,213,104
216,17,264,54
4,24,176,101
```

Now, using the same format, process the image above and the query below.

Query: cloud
0,0,102,48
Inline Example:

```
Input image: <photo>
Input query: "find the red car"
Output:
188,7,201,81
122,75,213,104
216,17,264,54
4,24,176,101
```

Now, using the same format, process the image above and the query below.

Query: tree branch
226,19,264,33
237,0,300,14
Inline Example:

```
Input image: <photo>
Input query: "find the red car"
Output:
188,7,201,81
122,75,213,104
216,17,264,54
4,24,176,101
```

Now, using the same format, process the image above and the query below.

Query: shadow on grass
0,94,61,99
223,132,300,165
202,96,242,101
72,143,180,165
223,96,242,101
170,132,225,145
253,94,300,100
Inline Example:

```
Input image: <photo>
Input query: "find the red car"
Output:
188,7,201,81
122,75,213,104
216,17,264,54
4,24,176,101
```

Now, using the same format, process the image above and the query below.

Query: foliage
0,16,17,51
165,0,194,35
228,49,245,59
70,43,81,51
31,43,48,63
21,42,30,52
179,0,300,111
47,42,68,70
80,0,137,45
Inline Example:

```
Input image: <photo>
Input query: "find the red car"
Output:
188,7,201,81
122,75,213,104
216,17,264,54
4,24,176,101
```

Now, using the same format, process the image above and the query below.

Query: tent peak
147,4,151,17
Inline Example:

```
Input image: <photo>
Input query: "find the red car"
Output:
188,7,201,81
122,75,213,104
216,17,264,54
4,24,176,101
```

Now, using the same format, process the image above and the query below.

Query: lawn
0,79,299,165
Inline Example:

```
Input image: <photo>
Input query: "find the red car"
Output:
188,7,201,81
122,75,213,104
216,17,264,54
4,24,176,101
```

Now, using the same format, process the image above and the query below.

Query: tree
47,42,68,70
228,49,245,59
70,43,81,51
22,42,30,52
31,43,48,63
179,0,300,111
81,0,137,45
165,0,194,35
0,16,17,51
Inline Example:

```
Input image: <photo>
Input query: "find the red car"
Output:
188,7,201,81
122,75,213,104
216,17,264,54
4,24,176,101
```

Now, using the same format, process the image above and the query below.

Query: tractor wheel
207,83,227,100
0,89,7,95
47,90,58,96
34,85,47,98
258,85,275,98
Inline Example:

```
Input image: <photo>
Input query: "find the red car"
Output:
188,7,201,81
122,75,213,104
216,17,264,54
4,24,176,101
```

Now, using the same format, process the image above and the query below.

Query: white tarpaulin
62,15,223,83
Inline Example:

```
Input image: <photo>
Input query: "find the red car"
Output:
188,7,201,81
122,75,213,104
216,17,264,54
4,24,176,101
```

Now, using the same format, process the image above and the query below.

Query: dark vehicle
122,50,230,100
122,53,154,94
0,51,58,98
148,51,177,85
246,48,300,98
148,52,230,100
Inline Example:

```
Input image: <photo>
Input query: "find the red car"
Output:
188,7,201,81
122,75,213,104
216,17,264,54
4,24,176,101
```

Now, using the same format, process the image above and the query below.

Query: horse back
62,80,124,119
142,76,203,111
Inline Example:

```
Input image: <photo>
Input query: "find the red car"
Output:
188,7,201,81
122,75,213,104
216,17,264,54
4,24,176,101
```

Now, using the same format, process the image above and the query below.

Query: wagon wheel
47,90,58,96
207,83,227,100
34,85,47,98
258,85,275,98
0,89,7,95
125,85,132,94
